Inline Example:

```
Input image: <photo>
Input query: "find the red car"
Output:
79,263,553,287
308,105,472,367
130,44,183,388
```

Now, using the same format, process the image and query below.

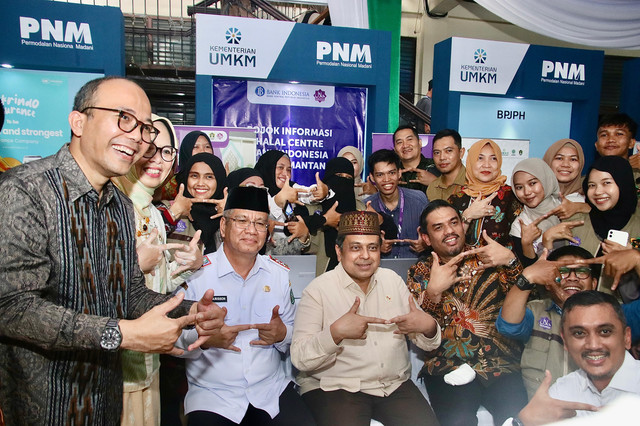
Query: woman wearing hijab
552,156,640,298
338,145,369,202
448,139,522,249
161,130,214,200
542,138,591,220
167,152,227,254
114,115,203,426
509,158,562,265
254,150,312,255
225,167,264,191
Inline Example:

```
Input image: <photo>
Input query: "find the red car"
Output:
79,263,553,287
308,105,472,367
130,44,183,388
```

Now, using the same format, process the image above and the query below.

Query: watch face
101,327,122,350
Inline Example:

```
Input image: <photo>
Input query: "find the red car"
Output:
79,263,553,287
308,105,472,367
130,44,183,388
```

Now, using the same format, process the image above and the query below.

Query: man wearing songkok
291,210,442,426
175,186,314,425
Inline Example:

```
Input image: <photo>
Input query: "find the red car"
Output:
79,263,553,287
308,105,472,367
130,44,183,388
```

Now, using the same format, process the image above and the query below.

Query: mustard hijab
463,139,507,198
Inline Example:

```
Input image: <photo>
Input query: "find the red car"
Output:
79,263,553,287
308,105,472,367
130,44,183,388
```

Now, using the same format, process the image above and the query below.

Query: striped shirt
0,145,187,425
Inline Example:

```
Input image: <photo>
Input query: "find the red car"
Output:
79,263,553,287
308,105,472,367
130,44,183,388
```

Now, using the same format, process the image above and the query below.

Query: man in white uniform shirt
291,211,441,426
176,186,314,425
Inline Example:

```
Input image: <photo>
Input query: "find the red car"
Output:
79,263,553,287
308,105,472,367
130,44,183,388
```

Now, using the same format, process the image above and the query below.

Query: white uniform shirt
176,245,296,423
549,351,640,416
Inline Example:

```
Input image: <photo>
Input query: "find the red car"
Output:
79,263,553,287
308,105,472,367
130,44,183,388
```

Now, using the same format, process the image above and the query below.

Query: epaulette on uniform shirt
268,255,290,271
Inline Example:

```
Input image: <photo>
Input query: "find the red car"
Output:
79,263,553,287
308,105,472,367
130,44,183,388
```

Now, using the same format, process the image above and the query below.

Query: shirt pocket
253,293,282,321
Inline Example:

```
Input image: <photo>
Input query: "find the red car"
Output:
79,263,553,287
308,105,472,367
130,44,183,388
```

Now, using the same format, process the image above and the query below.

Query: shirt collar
58,144,116,204
215,243,267,280
335,263,378,294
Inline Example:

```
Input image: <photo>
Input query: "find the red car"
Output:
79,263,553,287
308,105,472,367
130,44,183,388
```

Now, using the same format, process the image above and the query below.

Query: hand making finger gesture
387,296,438,337
170,184,219,221
287,215,310,243
172,230,204,276
425,251,472,303
137,228,189,275
310,172,329,202
119,292,198,356
548,193,590,220
251,305,287,346
541,220,584,250
518,370,598,425
188,289,227,351
209,187,228,219
466,230,517,270
323,201,341,229
574,249,640,290
462,191,498,221
400,167,437,187
329,297,386,345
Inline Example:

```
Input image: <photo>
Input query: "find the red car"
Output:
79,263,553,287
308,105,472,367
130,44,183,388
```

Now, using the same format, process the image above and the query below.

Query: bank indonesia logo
225,27,241,44
474,48,487,64
314,89,326,103
255,86,265,97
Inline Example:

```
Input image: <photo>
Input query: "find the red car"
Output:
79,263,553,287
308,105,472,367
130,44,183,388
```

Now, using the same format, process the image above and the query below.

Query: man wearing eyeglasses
496,245,601,399
175,185,314,425
0,76,224,425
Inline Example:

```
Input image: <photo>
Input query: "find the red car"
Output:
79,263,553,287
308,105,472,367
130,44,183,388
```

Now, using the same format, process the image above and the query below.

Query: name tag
212,296,227,303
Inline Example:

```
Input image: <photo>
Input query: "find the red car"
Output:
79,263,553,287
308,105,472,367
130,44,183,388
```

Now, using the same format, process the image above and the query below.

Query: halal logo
314,89,326,103
225,27,241,44
474,48,487,64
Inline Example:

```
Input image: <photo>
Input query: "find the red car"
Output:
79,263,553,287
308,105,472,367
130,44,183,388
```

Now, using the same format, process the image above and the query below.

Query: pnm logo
20,16,92,44
225,27,241,44
474,48,487,64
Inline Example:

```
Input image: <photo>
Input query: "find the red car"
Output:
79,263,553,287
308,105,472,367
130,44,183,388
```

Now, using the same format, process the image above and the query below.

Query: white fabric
327,0,369,29
475,0,640,50
549,351,640,417
443,363,477,386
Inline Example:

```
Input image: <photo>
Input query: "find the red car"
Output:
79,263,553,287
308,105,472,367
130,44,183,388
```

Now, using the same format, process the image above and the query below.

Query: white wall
403,0,640,98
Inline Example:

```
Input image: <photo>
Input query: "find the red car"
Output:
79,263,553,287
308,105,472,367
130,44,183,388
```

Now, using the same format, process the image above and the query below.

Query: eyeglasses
226,217,269,233
81,106,160,144
142,144,177,162
558,267,592,280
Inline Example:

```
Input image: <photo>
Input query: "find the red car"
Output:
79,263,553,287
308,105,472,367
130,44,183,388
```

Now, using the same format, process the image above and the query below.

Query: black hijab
583,156,637,240
226,168,263,192
255,150,295,197
322,157,356,270
178,131,212,172
177,153,227,254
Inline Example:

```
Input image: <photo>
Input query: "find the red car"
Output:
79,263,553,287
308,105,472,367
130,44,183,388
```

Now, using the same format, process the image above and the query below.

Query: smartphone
607,229,629,246
284,201,298,222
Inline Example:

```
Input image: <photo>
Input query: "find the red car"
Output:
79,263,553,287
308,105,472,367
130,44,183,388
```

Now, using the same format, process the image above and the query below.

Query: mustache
581,350,609,359
442,232,459,243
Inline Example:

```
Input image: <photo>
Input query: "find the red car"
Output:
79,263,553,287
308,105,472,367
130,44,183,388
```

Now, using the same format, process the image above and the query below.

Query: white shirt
549,351,640,416
176,245,296,423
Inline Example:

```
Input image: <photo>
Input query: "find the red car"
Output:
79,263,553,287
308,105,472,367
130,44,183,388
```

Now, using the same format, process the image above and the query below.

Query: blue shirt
176,245,296,423
365,187,429,258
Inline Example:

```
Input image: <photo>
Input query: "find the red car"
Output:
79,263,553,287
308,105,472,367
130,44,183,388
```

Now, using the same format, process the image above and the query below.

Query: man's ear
335,245,342,263
369,173,376,186
68,110,86,138
459,147,465,159
624,326,632,350
589,277,597,291
219,217,227,240
420,230,431,247
628,138,636,150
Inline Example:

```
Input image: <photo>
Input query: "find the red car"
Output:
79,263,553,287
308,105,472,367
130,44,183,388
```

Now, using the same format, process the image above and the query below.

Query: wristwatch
515,274,535,291
506,256,519,269
100,318,122,351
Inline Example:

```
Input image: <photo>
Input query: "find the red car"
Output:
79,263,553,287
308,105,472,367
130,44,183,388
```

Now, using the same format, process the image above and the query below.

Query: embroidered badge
202,255,212,267
290,289,295,305
385,295,391,302
176,220,187,232
538,316,552,330
264,285,271,292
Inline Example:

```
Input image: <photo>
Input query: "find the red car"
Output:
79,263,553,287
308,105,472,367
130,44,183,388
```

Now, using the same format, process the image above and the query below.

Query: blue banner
211,78,366,186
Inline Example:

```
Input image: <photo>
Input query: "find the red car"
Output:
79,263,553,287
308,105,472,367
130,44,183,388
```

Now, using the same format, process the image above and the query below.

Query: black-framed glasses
81,106,160,144
142,144,177,162
227,217,269,233
558,267,592,279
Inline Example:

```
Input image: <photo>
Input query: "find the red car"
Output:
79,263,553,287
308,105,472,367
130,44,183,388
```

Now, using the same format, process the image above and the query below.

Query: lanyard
378,189,404,235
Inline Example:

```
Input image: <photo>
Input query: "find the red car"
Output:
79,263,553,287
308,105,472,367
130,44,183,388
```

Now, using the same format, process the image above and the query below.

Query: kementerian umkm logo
225,27,241,44
474,48,487,64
